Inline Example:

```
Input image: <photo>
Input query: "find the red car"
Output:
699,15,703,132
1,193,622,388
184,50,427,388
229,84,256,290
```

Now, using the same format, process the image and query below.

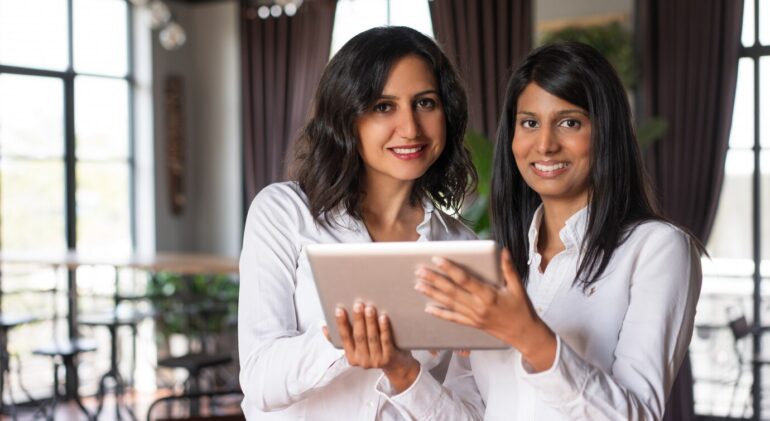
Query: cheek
511,137,528,171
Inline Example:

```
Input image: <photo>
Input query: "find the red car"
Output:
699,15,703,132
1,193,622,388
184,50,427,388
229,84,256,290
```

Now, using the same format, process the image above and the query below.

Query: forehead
380,55,438,94
516,82,585,115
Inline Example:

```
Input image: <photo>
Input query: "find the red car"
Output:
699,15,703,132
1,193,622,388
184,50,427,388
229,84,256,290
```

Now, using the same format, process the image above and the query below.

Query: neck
537,197,587,256
361,174,422,241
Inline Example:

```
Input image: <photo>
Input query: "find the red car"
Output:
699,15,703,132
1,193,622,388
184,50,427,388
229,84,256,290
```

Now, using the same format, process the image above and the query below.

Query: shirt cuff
375,365,444,419
517,335,591,406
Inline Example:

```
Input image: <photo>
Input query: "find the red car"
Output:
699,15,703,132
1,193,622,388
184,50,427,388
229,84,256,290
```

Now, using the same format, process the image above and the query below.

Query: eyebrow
516,109,588,117
379,89,440,100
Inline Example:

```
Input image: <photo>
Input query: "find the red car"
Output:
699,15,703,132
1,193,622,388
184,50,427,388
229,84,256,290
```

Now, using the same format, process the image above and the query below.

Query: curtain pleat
429,0,533,140
240,0,337,208
637,0,744,419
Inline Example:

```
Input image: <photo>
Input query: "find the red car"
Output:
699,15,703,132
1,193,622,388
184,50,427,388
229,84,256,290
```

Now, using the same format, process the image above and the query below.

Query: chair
79,310,145,420
156,302,234,417
146,388,244,421
0,314,35,419
32,338,98,421
725,307,770,417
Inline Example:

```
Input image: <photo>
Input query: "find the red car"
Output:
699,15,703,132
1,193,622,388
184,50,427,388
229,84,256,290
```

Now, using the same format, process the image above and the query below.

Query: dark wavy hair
491,41,663,290
293,26,475,227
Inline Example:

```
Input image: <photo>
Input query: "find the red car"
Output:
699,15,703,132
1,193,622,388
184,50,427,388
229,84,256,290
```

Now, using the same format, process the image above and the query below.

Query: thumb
500,248,524,293
322,325,332,342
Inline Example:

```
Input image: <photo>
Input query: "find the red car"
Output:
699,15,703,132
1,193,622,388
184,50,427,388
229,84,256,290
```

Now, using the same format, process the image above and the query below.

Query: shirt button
368,401,375,407
536,307,543,314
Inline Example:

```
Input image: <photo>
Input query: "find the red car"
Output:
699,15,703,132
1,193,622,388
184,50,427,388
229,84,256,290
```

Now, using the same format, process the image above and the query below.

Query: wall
151,0,242,257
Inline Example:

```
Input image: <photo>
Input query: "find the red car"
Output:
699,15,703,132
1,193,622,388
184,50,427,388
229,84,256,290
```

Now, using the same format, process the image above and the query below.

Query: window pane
0,159,66,252
706,150,754,274
331,0,388,56
75,76,129,160
73,0,128,76
0,0,69,70
744,0,756,47
0,74,64,158
729,58,755,149
761,57,770,147
389,0,433,37
76,162,131,254
761,0,770,46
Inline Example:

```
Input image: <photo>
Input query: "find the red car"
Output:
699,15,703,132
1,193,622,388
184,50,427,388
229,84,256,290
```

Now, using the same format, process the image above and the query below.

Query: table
0,251,237,404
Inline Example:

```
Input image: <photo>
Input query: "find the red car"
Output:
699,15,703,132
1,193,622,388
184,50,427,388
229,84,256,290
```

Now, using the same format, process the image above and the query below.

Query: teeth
534,162,568,172
392,146,423,154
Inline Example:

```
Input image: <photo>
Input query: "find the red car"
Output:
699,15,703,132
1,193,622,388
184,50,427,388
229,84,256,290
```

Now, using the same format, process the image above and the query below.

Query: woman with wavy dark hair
378,42,702,420
238,26,476,420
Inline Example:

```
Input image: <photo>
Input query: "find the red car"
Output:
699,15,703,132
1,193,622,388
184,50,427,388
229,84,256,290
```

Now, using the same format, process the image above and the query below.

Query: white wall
151,0,242,257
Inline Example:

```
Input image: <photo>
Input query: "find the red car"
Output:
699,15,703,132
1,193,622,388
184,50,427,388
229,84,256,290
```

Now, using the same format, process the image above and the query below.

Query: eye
372,102,394,113
520,119,538,129
559,119,581,129
415,97,437,110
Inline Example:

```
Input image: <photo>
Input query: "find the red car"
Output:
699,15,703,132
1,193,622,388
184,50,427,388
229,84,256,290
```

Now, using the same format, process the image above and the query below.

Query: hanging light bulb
148,0,172,29
284,3,297,16
270,4,283,17
159,21,187,50
257,6,270,19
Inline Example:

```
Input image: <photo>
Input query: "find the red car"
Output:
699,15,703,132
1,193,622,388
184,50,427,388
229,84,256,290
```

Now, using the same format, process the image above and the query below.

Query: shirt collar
527,205,589,263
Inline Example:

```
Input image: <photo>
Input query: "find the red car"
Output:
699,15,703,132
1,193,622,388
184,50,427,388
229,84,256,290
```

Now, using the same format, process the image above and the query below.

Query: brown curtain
241,0,337,206
429,0,532,140
637,0,744,420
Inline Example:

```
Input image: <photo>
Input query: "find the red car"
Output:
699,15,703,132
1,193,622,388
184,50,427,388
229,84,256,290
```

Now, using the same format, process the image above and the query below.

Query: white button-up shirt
238,182,476,420
381,206,702,420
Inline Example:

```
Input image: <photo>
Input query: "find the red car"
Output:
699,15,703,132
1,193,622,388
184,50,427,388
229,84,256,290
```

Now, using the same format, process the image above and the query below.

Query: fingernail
415,267,426,277
424,306,435,314
379,314,387,323
353,301,363,312
431,257,445,265
365,306,374,316
335,306,344,317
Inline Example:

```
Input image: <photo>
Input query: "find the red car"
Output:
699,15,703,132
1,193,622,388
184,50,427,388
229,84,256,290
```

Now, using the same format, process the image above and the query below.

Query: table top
0,250,238,275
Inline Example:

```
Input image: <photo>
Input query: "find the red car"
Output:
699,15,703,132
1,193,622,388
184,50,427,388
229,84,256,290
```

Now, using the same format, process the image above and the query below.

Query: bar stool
0,314,35,418
79,309,144,420
33,338,97,421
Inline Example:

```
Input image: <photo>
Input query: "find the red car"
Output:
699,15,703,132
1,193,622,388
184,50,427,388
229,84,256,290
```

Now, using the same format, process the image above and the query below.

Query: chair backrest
729,315,752,341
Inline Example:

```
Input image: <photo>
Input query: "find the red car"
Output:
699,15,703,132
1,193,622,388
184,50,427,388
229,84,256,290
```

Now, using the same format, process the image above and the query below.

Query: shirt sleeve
238,185,350,412
519,225,702,420
375,353,485,421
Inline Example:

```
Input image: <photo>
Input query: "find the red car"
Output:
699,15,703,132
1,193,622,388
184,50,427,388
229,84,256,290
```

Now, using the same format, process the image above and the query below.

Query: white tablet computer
306,240,509,350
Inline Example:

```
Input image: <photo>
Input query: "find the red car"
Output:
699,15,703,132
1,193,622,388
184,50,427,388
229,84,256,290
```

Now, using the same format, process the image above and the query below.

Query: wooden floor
0,388,244,421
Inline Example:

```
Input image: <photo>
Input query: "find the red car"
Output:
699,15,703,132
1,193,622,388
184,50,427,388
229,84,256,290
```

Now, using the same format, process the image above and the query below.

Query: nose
536,126,559,154
396,108,421,139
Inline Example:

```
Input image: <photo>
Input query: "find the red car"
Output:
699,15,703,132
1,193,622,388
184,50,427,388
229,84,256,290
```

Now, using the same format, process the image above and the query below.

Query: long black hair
491,41,661,289
293,26,475,227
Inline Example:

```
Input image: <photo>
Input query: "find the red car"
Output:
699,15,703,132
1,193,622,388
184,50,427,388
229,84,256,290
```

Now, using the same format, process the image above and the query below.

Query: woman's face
512,82,592,208
356,54,446,185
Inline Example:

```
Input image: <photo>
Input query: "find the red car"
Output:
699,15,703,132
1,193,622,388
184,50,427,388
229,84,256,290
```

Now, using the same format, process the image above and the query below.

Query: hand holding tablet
306,240,509,350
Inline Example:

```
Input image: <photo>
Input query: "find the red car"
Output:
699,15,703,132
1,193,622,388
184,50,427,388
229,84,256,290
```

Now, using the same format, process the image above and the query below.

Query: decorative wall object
165,75,186,216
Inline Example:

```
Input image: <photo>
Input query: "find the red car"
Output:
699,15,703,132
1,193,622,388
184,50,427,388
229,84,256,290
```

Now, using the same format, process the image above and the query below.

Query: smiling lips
532,161,570,177
389,145,426,160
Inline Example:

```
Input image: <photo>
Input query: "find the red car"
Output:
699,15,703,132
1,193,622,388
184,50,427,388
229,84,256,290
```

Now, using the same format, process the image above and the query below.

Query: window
693,0,770,417
330,0,434,57
0,0,134,397
0,0,133,255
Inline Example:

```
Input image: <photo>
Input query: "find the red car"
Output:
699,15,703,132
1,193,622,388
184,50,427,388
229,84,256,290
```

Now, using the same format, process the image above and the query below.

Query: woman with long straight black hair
377,42,702,420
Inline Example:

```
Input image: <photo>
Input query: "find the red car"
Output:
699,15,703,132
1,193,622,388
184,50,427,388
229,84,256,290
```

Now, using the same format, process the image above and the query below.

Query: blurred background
0,0,767,419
